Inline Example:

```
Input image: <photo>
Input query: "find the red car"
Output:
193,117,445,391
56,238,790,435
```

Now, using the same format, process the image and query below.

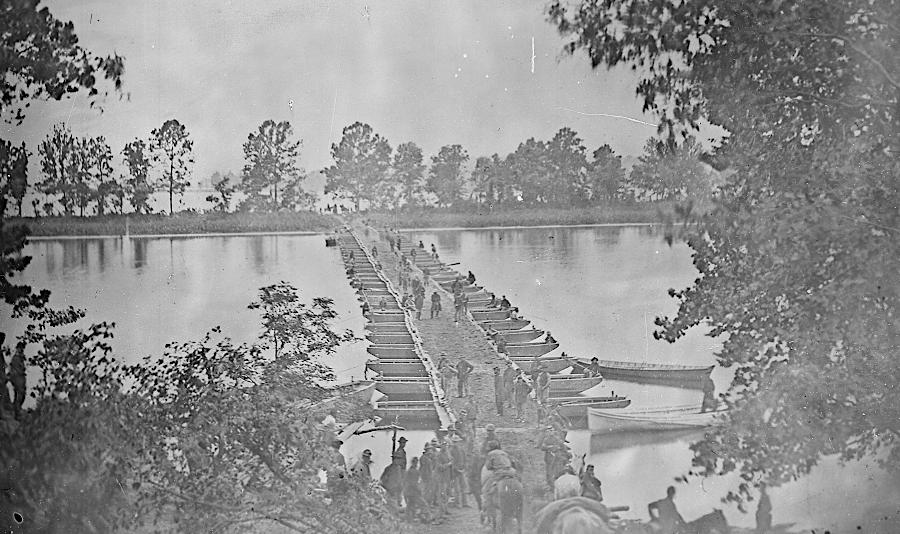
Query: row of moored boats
345,230,725,432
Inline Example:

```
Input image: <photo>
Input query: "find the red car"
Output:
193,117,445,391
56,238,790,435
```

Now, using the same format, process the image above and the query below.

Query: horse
535,497,615,534
553,473,582,500
492,477,523,534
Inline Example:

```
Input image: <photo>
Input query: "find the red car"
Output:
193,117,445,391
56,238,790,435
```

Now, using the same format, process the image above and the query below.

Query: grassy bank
11,211,342,237
11,203,674,238
357,203,674,230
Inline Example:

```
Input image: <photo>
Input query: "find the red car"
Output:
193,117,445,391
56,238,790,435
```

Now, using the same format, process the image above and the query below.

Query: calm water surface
9,226,898,532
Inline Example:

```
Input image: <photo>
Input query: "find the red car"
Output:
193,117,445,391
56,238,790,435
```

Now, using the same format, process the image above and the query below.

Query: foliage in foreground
1,277,393,533
549,0,899,507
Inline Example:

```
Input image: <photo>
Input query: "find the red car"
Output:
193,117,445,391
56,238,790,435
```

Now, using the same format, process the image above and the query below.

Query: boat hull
367,345,418,358
366,359,428,377
366,312,407,323
496,329,544,343
509,356,571,374
365,322,409,333
366,333,414,344
470,309,512,321
374,378,433,397
587,408,725,433
554,397,631,420
506,342,560,358
548,375,603,395
479,319,531,330
571,359,714,388
375,401,439,423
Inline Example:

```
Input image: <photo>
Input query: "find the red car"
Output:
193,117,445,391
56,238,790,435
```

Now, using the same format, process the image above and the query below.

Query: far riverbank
11,202,676,238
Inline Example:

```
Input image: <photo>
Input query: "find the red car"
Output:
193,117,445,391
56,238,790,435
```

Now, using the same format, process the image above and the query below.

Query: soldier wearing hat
433,438,453,514
351,449,373,480
394,436,408,469
420,442,436,505
449,434,469,507
329,439,347,472
585,356,602,378
480,423,500,456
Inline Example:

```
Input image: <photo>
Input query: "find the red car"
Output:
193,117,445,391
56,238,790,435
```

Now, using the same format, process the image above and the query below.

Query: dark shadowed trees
545,127,589,205
393,141,426,208
324,122,392,211
0,140,29,217
427,144,469,207
239,120,303,212
122,139,153,214
149,119,193,215
586,144,625,202
549,0,900,505
37,123,79,215
0,0,124,124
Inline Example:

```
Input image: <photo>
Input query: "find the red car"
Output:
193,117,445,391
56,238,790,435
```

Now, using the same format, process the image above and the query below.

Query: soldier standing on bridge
493,367,505,415
503,363,517,408
456,357,474,397
514,376,532,422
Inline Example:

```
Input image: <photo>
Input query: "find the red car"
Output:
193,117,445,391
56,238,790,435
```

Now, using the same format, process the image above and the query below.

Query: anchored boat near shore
571,358,714,389
588,406,726,432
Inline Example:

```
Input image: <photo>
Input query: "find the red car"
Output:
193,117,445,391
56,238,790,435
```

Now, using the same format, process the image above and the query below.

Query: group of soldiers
326,422,525,524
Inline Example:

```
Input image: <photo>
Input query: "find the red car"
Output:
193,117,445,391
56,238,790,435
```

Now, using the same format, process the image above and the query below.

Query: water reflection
132,238,148,269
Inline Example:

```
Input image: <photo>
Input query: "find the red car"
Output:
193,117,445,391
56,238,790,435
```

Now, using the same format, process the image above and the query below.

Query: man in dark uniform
456,358,474,397
585,357,603,378
648,486,687,534
514,376,532,422
430,291,442,318
503,363,517,408
581,464,603,502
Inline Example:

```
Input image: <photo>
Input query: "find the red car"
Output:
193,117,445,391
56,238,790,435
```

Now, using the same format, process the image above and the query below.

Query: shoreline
14,203,677,239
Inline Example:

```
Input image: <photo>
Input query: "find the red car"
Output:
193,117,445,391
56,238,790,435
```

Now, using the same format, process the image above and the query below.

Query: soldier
449,434,469,507
419,442,436,505
503,363,517,408
433,440,453,515
493,367,504,415
514,376,532,422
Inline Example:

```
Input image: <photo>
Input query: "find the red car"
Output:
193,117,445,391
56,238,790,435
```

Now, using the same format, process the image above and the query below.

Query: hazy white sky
8,0,663,188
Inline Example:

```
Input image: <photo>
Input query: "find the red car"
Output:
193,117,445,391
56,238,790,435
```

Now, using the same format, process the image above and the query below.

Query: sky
7,0,664,192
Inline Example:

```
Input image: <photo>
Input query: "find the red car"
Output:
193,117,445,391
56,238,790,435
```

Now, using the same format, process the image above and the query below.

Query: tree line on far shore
3,118,718,219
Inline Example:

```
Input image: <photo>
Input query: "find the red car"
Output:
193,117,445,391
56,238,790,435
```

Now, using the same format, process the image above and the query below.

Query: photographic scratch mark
531,37,535,73
555,107,657,127
327,92,337,158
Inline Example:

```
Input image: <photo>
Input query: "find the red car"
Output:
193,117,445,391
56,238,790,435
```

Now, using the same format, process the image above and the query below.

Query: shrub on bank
12,211,342,237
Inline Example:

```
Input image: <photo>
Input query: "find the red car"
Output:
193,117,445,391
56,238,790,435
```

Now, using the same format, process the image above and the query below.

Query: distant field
13,211,342,237
357,203,674,229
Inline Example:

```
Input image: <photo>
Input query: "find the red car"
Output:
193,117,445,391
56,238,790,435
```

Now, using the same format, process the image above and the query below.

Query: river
9,225,899,532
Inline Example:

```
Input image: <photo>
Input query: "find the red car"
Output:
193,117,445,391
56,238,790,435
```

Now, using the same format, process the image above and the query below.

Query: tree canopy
149,119,193,216
549,0,899,505
239,120,304,212
0,0,125,124
324,122,392,211
427,144,469,207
